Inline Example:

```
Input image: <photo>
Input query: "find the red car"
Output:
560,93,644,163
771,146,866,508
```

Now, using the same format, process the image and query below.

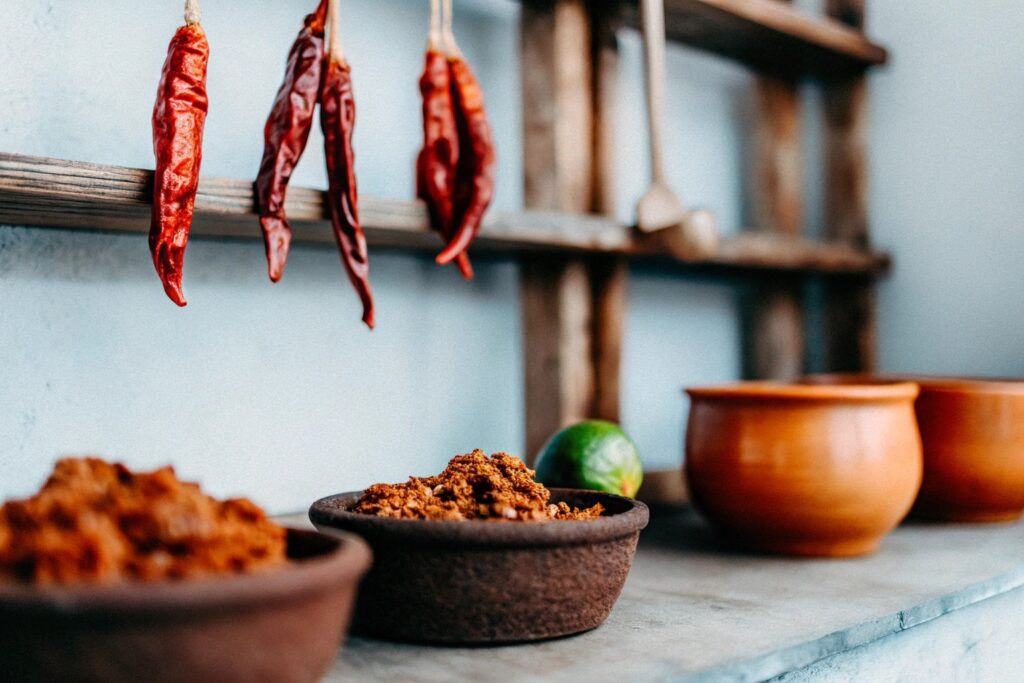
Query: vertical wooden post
520,0,624,461
823,0,876,372
742,12,805,381
521,0,593,214
588,3,627,424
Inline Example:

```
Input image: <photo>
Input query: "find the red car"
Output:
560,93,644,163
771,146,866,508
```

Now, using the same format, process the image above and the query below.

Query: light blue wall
0,0,528,509
867,1,1024,377
1,0,1019,511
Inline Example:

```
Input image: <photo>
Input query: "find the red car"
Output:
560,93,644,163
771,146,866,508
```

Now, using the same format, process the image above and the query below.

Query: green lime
534,420,643,498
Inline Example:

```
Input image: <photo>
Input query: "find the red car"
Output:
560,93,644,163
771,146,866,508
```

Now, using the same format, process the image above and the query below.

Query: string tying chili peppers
321,0,375,328
433,0,495,269
184,0,201,26
256,0,329,282
150,0,210,306
417,0,472,279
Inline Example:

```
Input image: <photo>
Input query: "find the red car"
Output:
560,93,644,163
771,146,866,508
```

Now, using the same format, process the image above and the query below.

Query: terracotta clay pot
309,488,649,644
805,375,1024,523
913,379,1024,522
684,382,922,557
0,528,371,683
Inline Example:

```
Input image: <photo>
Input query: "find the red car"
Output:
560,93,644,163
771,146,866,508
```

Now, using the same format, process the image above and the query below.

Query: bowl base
739,536,881,558
913,508,1023,524
353,623,601,647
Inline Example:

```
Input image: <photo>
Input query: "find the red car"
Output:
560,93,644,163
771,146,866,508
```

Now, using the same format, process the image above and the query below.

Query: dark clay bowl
309,488,649,644
0,528,371,683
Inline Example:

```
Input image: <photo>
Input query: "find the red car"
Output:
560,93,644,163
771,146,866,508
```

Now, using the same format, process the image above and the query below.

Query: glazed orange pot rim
686,381,919,402
805,373,1024,396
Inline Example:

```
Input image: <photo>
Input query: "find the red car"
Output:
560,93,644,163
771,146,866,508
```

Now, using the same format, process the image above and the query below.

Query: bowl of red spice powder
0,457,371,683
309,450,649,644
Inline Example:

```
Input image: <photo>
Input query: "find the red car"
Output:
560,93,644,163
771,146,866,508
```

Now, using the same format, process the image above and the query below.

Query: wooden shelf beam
822,0,878,372
742,2,808,381
619,0,887,79
0,153,889,277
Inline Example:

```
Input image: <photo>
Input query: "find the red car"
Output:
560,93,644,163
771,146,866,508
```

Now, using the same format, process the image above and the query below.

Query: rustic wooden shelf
620,0,888,79
0,153,889,277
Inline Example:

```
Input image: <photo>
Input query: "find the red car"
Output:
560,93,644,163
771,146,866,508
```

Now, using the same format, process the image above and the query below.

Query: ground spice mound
0,458,286,584
353,450,604,521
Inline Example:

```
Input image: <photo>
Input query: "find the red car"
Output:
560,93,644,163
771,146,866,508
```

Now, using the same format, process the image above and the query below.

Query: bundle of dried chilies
417,0,495,278
256,0,373,328
417,0,470,278
150,0,209,306
151,0,485,318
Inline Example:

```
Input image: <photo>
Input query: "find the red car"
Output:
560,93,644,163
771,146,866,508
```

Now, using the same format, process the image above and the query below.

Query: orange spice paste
354,450,603,521
0,458,286,584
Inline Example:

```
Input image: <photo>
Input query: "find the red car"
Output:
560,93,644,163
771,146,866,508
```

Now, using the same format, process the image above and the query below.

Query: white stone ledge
276,508,1024,682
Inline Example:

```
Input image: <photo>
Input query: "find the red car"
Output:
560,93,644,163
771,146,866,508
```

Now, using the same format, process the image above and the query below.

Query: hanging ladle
636,0,718,258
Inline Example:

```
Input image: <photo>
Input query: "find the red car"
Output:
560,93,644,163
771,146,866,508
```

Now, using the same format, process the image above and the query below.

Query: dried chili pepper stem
321,0,375,327
149,0,209,306
326,0,345,63
441,0,457,56
184,0,201,25
429,0,443,50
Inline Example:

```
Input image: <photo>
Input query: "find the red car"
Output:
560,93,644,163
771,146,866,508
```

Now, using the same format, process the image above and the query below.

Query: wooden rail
0,153,889,276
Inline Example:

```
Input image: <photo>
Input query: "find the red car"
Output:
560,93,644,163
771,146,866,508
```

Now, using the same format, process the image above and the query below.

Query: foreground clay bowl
0,528,371,683
807,374,1024,523
309,489,649,644
685,382,923,557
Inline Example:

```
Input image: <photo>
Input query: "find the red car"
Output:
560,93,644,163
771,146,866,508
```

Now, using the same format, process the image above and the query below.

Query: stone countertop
287,508,1024,682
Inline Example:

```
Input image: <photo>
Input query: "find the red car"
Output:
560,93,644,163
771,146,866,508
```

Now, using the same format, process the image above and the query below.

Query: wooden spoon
636,0,718,257
636,0,682,233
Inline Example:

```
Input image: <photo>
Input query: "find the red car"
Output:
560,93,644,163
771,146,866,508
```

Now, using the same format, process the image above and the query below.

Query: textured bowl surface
805,374,1024,523
0,528,371,683
309,489,649,644
685,381,923,557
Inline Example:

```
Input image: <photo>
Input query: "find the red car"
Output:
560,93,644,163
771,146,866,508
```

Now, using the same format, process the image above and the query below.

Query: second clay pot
684,382,923,557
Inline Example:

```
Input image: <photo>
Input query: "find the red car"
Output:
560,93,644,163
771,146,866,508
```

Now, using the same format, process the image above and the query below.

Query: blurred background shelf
621,0,886,79
0,153,889,277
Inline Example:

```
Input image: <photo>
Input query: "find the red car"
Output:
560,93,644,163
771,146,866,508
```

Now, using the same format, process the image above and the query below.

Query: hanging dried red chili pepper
417,0,472,279
435,2,495,268
255,0,328,283
321,0,374,328
150,0,209,307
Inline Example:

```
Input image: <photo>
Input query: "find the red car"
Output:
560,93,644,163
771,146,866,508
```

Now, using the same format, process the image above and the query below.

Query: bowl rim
803,373,1024,396
309,488,650,548
0,527,371,618
685,380,920,402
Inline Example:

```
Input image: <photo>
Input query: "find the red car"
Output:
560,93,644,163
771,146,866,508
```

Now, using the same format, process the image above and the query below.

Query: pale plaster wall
1,0,1019,511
